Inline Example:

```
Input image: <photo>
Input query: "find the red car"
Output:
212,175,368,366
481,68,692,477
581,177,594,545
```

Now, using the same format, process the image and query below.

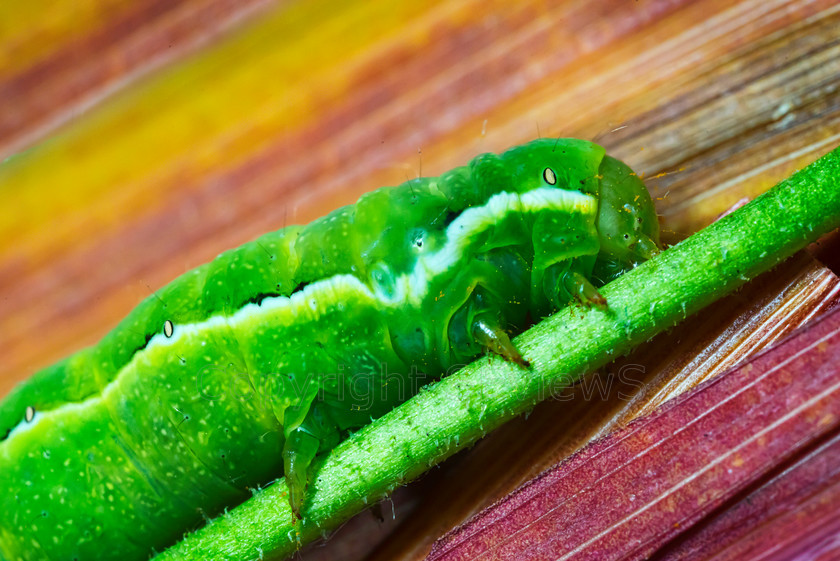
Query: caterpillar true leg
632,234,661,261
439,250,530,368
563,270,608,309
283,426,320,518
472,318,529,367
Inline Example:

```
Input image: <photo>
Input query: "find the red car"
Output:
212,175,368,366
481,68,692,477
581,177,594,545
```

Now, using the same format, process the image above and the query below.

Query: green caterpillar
0,138,659,560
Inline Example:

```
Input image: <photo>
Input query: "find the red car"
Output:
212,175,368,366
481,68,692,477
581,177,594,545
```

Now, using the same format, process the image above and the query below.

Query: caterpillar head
594,155,660,268
498,138,660,282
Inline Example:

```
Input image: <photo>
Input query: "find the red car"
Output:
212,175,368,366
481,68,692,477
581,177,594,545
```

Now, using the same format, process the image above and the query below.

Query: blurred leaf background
1,0,839,558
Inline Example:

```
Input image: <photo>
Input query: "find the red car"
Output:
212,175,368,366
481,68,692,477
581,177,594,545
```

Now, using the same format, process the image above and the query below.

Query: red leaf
428,306,840,561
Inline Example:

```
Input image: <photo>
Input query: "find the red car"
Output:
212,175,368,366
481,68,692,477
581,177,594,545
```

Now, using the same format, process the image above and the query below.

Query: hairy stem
156,146,840,560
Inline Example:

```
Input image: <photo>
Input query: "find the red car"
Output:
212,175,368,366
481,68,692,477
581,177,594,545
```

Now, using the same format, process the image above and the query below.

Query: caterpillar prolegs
0,138,660,560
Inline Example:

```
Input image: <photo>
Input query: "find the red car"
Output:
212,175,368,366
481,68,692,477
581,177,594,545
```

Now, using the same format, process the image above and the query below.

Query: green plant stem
155,146,840,560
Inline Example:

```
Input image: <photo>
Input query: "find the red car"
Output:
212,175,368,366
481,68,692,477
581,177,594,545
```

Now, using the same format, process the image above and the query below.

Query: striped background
2,1,838,558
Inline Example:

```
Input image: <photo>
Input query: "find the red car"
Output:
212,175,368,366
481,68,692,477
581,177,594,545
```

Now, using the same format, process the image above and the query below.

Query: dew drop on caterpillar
0,138,660,560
